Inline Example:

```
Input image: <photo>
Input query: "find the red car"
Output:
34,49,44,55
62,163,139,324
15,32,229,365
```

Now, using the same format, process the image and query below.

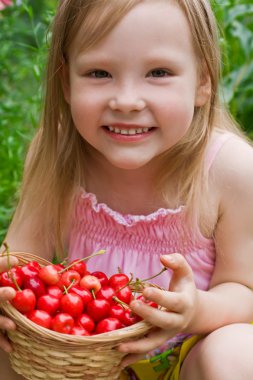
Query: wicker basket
0,252,153,380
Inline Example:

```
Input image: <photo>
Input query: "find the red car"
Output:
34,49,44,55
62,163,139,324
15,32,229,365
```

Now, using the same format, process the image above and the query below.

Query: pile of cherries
0,251,158,335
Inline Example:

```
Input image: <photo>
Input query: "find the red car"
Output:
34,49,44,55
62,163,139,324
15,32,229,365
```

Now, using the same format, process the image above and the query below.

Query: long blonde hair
14,0,246,254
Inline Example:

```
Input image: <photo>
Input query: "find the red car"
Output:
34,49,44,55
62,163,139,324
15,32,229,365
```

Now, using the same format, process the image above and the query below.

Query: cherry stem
63,279,75,295
114,273,134,294
59,249,106,273
91,289,96,300
112,296,129,309
135,267,167,284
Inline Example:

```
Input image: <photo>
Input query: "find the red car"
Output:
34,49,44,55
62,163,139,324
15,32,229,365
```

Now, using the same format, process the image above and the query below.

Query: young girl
1,0,253,379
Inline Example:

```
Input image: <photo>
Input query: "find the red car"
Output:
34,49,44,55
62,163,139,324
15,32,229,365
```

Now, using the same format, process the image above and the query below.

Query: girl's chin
105,157,154,171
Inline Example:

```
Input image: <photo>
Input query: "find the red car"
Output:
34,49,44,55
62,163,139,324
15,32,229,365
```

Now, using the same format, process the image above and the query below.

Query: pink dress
69,133,232,293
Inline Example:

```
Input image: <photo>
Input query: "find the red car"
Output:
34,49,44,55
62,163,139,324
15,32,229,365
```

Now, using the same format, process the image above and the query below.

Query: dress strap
205,132,234,172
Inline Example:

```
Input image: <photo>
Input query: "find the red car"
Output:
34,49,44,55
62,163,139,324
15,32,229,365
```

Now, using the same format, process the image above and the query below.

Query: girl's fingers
0,332,13,352
130,300,183,330
0,256,19,272
0,315,16,331
119,328,172,355
160,253,194,291
0,287,16,303
142,287,186,313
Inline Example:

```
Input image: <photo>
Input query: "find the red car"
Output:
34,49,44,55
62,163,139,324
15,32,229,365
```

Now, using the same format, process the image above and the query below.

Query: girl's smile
64,0,209,171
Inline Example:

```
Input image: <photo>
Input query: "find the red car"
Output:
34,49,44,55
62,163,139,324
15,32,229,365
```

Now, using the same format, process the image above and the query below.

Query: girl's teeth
107,126,151,135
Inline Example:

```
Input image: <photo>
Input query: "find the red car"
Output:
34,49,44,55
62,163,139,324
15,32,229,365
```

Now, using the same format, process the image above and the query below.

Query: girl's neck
85,154,171,215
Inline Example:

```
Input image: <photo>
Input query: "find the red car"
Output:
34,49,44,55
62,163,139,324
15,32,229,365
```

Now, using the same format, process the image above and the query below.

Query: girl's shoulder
208,130,253,203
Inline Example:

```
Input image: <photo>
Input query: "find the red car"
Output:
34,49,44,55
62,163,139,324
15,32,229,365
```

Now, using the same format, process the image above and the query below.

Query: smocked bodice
68,191,216,291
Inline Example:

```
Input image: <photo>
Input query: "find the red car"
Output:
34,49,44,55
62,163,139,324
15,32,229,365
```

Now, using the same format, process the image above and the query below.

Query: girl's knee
180,324,253,380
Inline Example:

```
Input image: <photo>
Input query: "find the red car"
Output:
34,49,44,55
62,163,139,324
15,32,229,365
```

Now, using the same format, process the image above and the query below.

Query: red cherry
68,259,87,276
80,275,101,294
51,313,74,334
20,264,39,281
91,271,108,287
137,294,158,308
27,261,41,271
11,289,36,314
60,293,84,317
95,317,123,334
0,268,23,289
121,308,142,326
37,294,60,316
96,286,116,303
71,326,90,336
109,304,125,322
23,277,46,298
76,313,95,333
59,270,81,289
27,309,52,329
38,265,60,286
86,299,110,322
47,285,63,299
114,285,132,304
108,273,129,289
69,285,92,306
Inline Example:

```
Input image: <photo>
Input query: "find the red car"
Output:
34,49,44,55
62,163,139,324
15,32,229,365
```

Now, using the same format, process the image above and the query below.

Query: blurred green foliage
0,0,253,243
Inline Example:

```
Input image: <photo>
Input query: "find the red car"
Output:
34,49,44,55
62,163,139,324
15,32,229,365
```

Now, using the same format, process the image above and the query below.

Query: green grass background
0,0,253,243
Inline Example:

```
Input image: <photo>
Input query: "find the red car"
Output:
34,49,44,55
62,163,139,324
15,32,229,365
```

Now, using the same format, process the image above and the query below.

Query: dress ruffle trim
80,190,185,227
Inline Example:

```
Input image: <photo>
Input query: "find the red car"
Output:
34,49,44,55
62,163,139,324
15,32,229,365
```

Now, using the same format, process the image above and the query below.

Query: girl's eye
148,69,171,78
88,70,111,78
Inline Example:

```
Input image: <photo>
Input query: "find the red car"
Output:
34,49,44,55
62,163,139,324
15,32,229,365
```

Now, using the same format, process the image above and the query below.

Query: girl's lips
102,125,156,141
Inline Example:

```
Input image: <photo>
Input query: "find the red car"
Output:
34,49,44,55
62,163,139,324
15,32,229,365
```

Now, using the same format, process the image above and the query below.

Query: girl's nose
108,86,146,113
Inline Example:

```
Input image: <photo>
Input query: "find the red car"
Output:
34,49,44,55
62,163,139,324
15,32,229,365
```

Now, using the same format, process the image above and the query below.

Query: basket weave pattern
0,252,153,380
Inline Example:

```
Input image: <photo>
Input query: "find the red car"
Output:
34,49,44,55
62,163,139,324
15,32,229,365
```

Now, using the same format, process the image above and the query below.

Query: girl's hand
0,255,19,352
119,253,198,367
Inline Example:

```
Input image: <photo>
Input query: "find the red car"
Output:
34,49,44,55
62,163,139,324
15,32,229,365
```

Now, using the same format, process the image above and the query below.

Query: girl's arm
119,136,253,362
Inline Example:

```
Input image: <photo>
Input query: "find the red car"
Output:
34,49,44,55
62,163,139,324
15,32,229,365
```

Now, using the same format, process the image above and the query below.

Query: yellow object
120,335,202,380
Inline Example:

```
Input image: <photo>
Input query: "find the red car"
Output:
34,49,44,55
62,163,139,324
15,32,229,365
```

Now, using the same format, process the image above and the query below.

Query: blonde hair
14,0,246,254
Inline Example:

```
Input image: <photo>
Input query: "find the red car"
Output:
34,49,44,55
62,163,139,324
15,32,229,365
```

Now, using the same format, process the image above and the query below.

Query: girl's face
64,0,210,171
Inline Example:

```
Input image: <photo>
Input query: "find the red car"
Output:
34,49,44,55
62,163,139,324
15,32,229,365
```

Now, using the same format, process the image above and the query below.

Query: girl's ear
60,62,71,104
195,67,211,107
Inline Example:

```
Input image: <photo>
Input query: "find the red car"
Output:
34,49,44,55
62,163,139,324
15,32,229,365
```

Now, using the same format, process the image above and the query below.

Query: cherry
37,294,60,316
38,265,60,286
69,285,92,306
96,286,116,303
68,259,87,277
95,317,123,334
80,275,101,295
0,268,23,289
76,313,95,333
51,313,74,334
20,264,39,281
109,304,125,322
114,285,132,304
137,294,158,308
91,271,108,287
109,273,129,289
47,285,63,299
27,261,41,271
71,326,90,336
86,299,110,322
23,277,46,298
58,270,81,289
28,309,52,329
121,308,142,326
11,288,36,314
60,293,84,317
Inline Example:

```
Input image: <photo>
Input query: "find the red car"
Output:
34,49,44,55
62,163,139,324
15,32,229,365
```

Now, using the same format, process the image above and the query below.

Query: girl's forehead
68,0,192,59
